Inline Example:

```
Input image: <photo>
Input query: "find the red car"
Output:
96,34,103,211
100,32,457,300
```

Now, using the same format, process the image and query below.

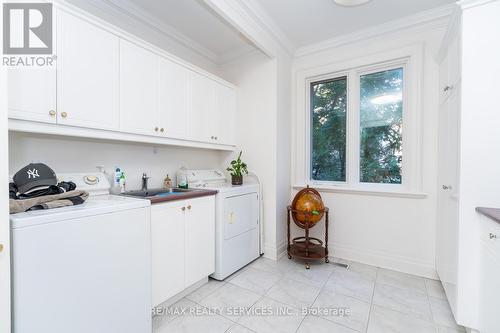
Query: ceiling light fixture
333,0,372,7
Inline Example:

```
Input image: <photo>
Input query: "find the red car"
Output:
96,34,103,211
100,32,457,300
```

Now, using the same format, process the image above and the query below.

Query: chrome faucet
141,173,150,191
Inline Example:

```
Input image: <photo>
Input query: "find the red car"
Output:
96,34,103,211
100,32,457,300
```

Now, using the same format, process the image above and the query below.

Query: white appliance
177,169,261,280
10,172,152,333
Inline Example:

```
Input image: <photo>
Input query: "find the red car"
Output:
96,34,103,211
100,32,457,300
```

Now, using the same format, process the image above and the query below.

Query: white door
57,9,119,130
436,58,461,313
8,67,56,124
189,71,215,143
120,39,159,136
158,58,189,139
0,11,11,329
184,196,215,286
151,201,185,307
214,83,235,145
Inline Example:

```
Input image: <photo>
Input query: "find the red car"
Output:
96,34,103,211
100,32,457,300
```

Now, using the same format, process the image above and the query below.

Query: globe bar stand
287,206,329,269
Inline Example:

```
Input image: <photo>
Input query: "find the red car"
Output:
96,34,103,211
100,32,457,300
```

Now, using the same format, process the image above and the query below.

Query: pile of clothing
9,163,89,214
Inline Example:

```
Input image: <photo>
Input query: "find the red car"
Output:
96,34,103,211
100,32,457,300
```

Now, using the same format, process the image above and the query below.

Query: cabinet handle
210,136,214,139
443,85,453,92
187,205,192,210
489,233,498,240
154,127,159,132
214,136,218,140
160,128,164,133
181,207,186,211
61,112,67,118
49,110,56,117
0,244,3,253
442,185,452,190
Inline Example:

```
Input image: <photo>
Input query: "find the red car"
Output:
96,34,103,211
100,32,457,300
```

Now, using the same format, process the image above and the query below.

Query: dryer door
224,192,258,240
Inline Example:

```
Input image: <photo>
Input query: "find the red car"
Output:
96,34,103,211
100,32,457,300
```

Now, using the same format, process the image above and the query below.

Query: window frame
296,45,424,197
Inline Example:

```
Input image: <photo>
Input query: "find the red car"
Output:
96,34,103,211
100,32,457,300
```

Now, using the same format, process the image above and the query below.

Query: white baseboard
331,243,438,279
263,240,288,261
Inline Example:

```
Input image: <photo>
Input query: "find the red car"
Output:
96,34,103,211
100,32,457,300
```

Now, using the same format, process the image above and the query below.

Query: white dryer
177,169,261,280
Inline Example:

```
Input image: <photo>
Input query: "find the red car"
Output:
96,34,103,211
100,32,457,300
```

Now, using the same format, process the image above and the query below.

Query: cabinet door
184,196,215,286
158,58,189,139
151,201,185,307
120,39,159,136
57,10,119,130
8,67,56,124
214,83,235,145
479,240,500,333
189,71,215,143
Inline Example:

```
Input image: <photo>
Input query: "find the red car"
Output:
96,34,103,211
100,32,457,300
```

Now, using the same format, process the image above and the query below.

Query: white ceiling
123,0,255,57
254,0,456,48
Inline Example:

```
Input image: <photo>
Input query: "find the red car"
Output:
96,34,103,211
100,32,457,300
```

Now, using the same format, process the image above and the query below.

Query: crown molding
234,0,295,56
94,0,220,63
295,3,456,58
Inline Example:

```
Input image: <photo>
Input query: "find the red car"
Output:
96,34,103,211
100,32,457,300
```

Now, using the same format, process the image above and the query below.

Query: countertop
476,207,500,225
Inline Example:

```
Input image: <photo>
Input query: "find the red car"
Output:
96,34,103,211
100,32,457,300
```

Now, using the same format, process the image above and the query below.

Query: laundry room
2,1,500,333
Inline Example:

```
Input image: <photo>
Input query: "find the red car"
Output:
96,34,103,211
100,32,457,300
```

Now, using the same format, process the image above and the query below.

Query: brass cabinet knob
0,244,3,253
154,127,159,132
187,205,192,210
181,207,186,211
49,110,56,117
61,112,67,118
160,128,164,133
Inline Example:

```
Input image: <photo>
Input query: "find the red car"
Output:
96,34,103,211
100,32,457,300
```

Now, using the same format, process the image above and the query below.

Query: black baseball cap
13,163,57,195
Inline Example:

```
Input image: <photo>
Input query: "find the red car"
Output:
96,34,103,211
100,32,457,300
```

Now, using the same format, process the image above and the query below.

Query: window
359,68,403,184
308,62,411,190
311,77,347,182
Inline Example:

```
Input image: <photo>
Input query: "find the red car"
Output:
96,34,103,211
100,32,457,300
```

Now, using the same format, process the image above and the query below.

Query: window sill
292,184,427,199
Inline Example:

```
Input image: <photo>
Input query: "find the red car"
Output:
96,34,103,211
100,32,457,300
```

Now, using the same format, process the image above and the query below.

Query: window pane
311,77,347,182
360,68,403,184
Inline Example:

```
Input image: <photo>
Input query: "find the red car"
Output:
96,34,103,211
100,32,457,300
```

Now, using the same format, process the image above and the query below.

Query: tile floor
153,256,465,333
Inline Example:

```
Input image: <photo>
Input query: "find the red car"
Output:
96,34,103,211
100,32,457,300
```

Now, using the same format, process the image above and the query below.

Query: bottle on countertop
163,174,172,189
119,172,126,193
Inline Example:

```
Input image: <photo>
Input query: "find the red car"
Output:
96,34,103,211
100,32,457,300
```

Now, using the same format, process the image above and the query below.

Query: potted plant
226,151,248,185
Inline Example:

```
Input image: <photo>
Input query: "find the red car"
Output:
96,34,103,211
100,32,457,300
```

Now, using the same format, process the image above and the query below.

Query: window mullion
347,70,360,187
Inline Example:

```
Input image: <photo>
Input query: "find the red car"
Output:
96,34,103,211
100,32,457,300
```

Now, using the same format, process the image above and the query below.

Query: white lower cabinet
151,196,215,306
478,216,500,333
184,196,216,286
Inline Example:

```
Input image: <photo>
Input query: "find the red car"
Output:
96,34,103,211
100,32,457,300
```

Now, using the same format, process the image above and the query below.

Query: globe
291,187,325,229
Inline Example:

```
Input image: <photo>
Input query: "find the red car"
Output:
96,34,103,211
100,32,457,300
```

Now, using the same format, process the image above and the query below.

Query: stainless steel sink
123,188,196,198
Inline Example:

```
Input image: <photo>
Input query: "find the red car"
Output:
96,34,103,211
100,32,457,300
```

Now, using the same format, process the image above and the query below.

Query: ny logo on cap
27,168,40,179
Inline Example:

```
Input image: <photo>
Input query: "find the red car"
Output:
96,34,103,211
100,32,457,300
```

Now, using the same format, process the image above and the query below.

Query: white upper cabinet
57,9,119,130
158,58,189,139
8,67,56,124
7,3,236,149
214,83,236,145
189,71,216,143
119,39,159,136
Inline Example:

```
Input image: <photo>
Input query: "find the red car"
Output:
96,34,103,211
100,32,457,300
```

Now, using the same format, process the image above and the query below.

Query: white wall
9,132,227,190
218,51,280,258
291,22,447,278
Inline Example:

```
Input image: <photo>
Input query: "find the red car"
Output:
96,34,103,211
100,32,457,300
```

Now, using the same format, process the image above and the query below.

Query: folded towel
10,190,89,214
